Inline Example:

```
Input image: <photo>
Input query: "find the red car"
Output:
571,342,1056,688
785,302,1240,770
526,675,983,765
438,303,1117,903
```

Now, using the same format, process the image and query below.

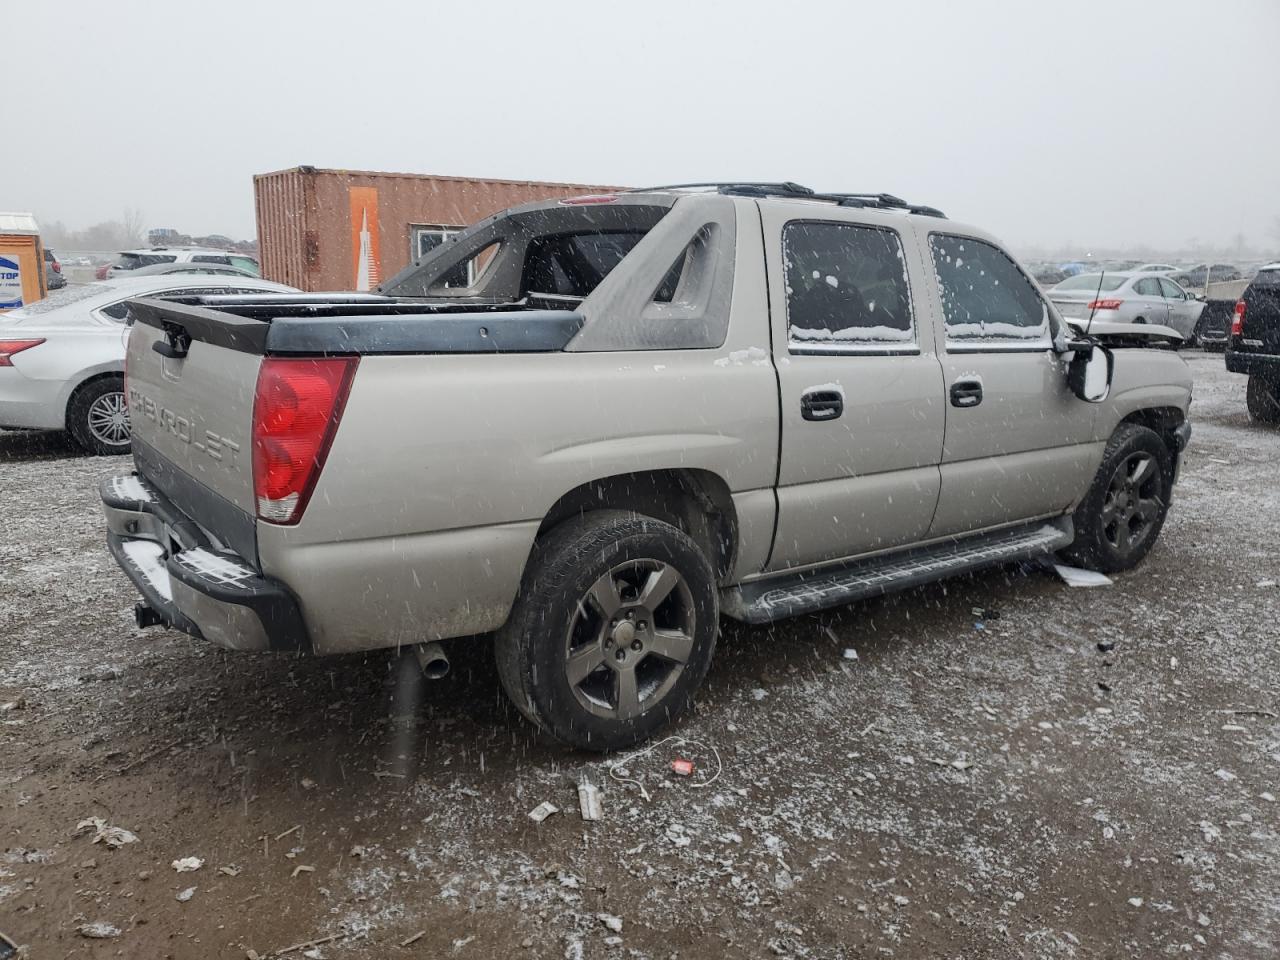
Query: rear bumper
101,473,310,653
0,368,65,430
1225,349,1280,376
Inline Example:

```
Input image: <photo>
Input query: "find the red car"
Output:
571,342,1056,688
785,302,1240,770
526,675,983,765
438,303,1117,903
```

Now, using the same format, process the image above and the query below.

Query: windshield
1054,274,1128,292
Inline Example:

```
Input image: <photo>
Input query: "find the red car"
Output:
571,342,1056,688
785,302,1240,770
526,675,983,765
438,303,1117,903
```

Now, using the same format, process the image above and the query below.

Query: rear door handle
801,389,844,421
950,379,983,408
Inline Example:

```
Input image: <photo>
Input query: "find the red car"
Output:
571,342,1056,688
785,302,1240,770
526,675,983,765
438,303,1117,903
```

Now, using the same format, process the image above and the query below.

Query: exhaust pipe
414,641,450,680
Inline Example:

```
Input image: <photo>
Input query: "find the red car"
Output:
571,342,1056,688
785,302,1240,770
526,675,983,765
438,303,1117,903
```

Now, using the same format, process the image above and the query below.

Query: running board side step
721,520,1073,624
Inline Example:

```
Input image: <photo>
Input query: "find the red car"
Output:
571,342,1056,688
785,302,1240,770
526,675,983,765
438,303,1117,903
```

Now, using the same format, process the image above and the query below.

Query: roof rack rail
626,182,945,217
627,182,817,197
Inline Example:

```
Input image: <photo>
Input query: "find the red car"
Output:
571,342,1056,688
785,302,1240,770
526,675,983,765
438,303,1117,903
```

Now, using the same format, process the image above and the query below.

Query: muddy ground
2,353,1278,959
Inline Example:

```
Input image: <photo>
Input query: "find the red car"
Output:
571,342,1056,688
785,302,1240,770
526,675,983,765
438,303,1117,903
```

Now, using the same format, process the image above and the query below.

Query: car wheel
1246,374,1280,425
1061,424,1172,574
68,377,132,455
495,510,718,752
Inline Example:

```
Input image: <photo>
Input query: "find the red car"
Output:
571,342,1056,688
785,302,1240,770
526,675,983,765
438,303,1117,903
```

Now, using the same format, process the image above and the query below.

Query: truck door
761,206,946,572
920,231,1099,538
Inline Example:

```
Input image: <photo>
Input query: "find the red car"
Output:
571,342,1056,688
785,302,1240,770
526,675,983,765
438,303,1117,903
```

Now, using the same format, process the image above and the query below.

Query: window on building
929,234,1051,346
782,221,914,348
411,225,472,287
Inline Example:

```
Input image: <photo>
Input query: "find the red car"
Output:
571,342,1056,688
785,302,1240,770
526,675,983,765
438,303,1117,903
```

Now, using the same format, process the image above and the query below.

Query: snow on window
929,234,1051,345
783,221,914,348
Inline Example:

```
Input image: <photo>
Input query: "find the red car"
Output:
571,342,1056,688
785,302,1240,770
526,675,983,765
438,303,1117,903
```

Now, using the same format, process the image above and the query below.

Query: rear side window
118,253,176,269
1055,274,1126,292
192,255,231,265
782,221,913,349
929,234,1051,347
1133,278,1162,296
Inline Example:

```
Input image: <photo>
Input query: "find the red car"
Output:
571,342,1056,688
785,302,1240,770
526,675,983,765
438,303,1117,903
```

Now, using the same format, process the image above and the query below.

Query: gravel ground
2,353,1278,959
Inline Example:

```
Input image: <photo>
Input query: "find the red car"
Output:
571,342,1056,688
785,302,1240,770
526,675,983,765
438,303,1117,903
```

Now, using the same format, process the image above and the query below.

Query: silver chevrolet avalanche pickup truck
101,183,1192,750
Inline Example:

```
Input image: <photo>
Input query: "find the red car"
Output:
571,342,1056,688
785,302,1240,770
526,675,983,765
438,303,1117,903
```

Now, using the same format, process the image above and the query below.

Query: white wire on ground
607,735,722,800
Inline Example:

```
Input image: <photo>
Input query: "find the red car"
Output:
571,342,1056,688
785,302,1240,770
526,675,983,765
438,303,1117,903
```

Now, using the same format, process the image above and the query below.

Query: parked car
125,261,259,278
95,248,261,280
1132,263,1181,274
1032,265,1068,287
1048,272,1204,340
1172,264,1241,289
101,184,1192,750
0,275,296,454
43,248,67,290
1224,262,1280,422
1196,278,1251,352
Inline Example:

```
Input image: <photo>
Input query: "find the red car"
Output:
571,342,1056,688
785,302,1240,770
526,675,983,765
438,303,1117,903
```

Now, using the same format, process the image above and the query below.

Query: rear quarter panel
258,223,780,654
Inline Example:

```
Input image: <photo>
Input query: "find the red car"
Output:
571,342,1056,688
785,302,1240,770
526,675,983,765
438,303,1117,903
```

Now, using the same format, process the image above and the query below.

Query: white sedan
0,275,297,454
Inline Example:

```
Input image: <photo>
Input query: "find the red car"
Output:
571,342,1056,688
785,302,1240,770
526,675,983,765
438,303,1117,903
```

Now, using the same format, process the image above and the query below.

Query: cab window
782,221,914,350
929,234,1052,348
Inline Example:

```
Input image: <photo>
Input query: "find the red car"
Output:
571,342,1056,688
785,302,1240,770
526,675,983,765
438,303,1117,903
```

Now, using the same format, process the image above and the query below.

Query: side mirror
1067,343,1113,403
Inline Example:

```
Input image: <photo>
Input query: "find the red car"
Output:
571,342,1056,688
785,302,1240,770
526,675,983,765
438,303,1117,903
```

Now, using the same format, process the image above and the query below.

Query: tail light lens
1087,299,1124,311
252,357,357,524
1231,299,1246,336
0,339,46,366
52,261,62,273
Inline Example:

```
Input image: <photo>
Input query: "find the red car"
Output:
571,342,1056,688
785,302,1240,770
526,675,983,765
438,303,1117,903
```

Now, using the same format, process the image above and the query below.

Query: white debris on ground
75,817,139,848
1052,563,1114,588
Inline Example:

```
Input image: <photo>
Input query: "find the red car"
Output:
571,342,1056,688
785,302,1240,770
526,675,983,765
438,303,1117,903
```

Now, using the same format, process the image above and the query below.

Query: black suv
1225,263,1280,423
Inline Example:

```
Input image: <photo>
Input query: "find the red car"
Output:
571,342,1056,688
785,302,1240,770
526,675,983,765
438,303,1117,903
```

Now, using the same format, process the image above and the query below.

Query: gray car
1049,272,1204,340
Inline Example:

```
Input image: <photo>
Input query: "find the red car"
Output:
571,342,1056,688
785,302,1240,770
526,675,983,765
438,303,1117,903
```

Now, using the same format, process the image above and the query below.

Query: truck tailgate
125,300,263,562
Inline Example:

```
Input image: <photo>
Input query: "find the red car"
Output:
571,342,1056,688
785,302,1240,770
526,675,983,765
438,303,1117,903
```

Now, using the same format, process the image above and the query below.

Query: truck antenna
1085,269,1106,337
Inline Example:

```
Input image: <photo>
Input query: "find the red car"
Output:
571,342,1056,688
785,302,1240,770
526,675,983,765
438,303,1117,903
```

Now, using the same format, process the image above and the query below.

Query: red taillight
1087,299,1124,311
251,357,357,524
0,339,46,366
52,261,62,274
1231,299,1246,336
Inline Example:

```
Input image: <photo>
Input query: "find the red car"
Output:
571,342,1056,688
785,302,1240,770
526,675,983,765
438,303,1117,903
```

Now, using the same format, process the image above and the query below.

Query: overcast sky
7,0,1278,253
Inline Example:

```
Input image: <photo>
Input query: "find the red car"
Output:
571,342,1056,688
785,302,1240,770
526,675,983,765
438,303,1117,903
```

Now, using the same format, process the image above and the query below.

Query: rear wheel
1246,374,1280,424
495,511,718,751
67,377,131,456
1061,424,1172,573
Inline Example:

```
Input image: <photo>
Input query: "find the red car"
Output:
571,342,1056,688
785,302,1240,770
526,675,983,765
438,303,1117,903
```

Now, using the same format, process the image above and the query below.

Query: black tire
1060,424,1172,574
1246,374,1280,425
67,377,131,456
495,510,718,752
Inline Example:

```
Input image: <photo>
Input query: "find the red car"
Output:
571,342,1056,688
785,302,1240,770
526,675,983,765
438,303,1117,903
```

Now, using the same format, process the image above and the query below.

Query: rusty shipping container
254,166,620,292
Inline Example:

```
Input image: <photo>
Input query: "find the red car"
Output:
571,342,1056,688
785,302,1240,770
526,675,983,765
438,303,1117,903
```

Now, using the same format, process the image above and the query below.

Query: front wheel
68,377,131,456
495,511,718,751
1060,424,1172,573
1246,374,1280,425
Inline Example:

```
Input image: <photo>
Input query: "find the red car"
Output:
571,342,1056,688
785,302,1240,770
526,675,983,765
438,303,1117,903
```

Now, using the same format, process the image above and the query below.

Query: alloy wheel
563,559,696,721
87,391,131,447
1100,452,1162,554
